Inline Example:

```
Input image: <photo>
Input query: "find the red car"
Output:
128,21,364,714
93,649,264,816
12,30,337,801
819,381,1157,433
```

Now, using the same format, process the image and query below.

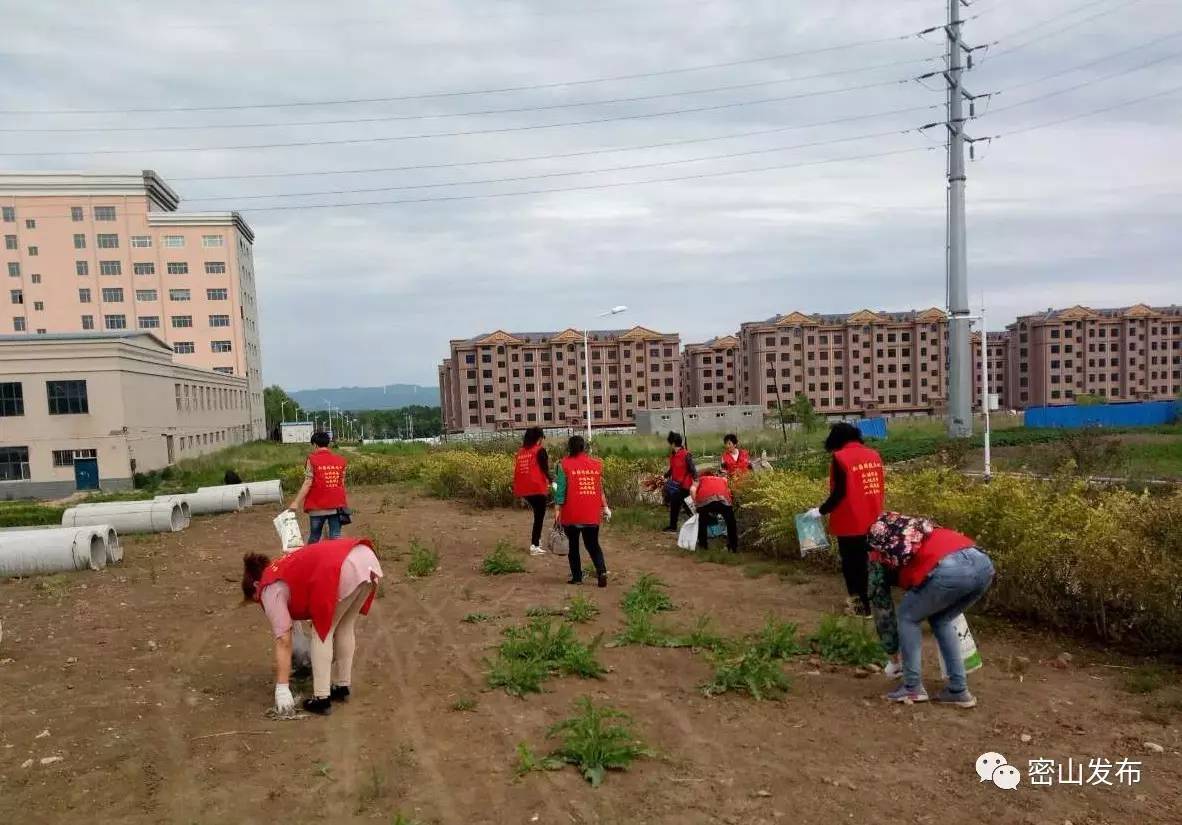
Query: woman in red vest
289,431,349,544
720,434,752,481
242,537,384,715
690,470,738,552
867,512,994,708
513,427,552,557
807,423,885,618
663,431,698,533
554,435,611,587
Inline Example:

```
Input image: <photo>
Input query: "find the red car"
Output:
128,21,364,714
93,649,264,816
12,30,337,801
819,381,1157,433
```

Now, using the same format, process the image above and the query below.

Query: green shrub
485,618,605,695
405,539,439,578
620,573,674,614
703,648,791,700
481,541,527,575
809,615,884,667
461,613,492,624
546,698,651,787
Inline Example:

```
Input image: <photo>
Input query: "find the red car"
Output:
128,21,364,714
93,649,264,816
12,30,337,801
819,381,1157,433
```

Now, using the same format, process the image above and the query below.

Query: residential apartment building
682,335,740,407
439,327,682,433
1005,304,1182,408
0,332,253,498
0,171,265,438
737,309,950,416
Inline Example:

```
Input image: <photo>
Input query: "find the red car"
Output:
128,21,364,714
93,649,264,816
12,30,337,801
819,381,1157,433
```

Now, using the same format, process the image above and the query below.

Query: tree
263,385,307,436
790,393,822,433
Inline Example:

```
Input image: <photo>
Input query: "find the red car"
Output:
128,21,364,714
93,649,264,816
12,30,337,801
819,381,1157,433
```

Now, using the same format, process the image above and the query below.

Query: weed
515,742,562,777
1122,666,1171,695
750,616,805,660
451,697,478,712
703,648,791,700
355,765,387,814
462,613,492,624
378,494,393,514
525,605,566,618
481,541,527,575
612,611,678,648
391,814,422,825
620,573,674,614
742,561,782,579
485,618,605,695
486,655,550,697
678,615,733,654
405,539,439,578
312,761,333,780
546,697,651,787
809,615,885,667
565,594,600,624
33,574,70,600
693,549,745,567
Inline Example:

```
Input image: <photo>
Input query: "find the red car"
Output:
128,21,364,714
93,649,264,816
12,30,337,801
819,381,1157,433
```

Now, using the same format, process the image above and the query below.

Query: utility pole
946,0,972,438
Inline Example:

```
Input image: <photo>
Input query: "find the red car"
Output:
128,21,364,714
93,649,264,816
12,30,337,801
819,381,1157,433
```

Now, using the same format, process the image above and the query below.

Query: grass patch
33,574,72,600
1122,666,1173,695
525,605,566,618
612,611,679,648
608,506,667,531
693,548,746,567
451,697,478,712
749,616,805,659
565,594,600,624
485,618,605,696
743,560,784,579
405,539,439,578
545,697,651,787
0,501,65,528
620,573,674,614
809,615,885,667
391,814,423,825
703,647,792,700
461,613,492,624
678,615,733,654
481,540,527,575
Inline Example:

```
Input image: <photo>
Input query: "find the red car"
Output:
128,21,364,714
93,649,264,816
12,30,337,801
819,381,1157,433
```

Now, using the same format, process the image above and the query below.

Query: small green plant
703,648,791,700
355,765,388,814
485,618,605,696
33,574,71,600
462,612,492,624
406,539,439,578
312,761,333,780
391,814,422,825
546,697,651,787
750,616,805,660
677,615,733,654
809,615,885,667
481,541,527,575
525,605,565,618
565,594,600,624
613,610,678,648
486,655,550,697
1122,666,1171,695
515,742,562,777
620,573,674,614
451,696,478,712
378,494,393,513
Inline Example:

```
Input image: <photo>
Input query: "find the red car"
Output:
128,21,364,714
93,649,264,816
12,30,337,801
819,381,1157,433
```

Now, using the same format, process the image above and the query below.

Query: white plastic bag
937,613,983,677
794,511,830,557
677,514,700,551
273,510,303,553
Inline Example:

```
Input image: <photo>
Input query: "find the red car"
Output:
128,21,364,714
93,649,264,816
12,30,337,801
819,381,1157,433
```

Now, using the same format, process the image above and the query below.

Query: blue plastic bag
794,511,830,557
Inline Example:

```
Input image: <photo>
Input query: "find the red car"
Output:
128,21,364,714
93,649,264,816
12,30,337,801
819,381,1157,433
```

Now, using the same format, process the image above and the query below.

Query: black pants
837,534,871,610
696,501,738,552
565,525,606,581
524,495,548,546
667,486,692,530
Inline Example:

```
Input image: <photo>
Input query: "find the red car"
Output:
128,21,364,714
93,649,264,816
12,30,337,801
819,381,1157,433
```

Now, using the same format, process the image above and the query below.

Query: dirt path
1,489,1179,825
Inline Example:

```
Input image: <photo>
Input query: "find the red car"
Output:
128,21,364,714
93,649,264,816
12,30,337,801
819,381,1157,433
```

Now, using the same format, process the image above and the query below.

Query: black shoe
330,685,350,703
597,574,608,588
567,577,583,585
662,526,678,533
303,697,332,715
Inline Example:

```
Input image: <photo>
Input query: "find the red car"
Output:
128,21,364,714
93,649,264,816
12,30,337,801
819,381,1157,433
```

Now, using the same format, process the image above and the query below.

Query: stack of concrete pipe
62,500,189,534
245,480,283,505
0,525,117,578
158,484,251,516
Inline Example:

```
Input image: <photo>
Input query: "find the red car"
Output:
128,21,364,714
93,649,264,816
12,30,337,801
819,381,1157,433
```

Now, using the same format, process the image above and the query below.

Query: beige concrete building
682,335,740,407
1005,304,1182,408
0,171,264,438
439,327,682,433
738,309,951,416
0,332,253,498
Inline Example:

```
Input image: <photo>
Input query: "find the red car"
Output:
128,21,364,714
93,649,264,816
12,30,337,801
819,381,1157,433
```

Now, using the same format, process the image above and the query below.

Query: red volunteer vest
513,444,549,497
828,443,885,537
304,449,348,511
721,448,750,480
258,538,376,641
669,448,693,489
559,454,604,526
898,528,975,590
693,475,733,506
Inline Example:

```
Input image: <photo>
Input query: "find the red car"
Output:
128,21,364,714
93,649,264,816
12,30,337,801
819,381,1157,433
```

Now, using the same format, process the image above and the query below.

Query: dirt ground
1,488,1180,825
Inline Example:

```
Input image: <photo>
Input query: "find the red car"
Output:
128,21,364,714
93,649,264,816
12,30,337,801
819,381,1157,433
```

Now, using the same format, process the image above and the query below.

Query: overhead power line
994,80,1182,136
991,29,1182,93
982,0,1146,63
986,49,1181,115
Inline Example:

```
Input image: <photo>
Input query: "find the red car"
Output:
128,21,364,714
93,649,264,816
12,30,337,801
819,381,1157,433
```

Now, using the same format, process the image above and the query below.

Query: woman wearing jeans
513,427,552,557
289,431,349,544
554,435,610,587
867,512,994,708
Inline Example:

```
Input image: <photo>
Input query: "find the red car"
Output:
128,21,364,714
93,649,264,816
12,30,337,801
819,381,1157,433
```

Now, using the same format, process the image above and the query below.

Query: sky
1,0,1179,389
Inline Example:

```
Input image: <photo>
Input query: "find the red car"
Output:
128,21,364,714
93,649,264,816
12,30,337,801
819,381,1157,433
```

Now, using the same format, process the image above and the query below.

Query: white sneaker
884,660,903,680
529,545,545,556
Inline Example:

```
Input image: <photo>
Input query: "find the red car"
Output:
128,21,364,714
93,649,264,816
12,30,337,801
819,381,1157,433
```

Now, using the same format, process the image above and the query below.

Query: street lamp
585,305,628,443
280,399,290,424
963,307,993,479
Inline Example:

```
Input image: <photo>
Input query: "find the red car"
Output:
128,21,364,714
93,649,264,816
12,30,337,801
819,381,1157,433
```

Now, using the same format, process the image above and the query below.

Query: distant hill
291,384,439,411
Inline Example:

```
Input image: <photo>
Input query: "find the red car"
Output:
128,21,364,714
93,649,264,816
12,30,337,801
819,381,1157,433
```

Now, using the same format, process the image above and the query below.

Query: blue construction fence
855,417,888,440
1024,400,1181,429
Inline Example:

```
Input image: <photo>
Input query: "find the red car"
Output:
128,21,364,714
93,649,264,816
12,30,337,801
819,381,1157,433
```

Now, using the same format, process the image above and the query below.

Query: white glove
603,506,612,522
805,507,822,520
274,683,295,713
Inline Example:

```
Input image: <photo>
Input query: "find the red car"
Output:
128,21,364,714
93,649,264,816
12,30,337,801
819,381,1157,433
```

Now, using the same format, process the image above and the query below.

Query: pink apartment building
0,171,264,438
682,335,740,407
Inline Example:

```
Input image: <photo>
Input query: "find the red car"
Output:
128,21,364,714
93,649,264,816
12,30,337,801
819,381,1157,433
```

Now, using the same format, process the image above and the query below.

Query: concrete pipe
162,486,247,516
196,485,253,510
0,528,107,578
0,525,122,566
99,526,123,564
62,501,188,534
148,496,193,523
245,480,283,505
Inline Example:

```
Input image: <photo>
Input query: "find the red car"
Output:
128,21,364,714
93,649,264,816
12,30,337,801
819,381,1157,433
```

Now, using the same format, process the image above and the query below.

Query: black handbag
337,507,353,526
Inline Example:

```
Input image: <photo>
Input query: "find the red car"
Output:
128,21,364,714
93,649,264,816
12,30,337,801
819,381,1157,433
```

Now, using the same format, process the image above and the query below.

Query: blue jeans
897,548,994,693
307,513,342,544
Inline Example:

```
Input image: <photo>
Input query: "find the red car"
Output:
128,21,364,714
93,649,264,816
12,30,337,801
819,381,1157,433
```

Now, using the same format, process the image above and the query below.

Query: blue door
74,458,99,491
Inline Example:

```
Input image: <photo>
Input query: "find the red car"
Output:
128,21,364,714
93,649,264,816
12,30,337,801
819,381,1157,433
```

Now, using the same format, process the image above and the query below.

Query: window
47,380,89,415
4,235,14,250
206,288,228,301
71,233,87,250
12,317,25,331
32,300,43,311
135,289,157,302
71,206,84,222
99,260,122,276
174,341,195,354
213,366,234,375
52,448,98,467
133,262,155,276
171,315,193,328
25,219,35,229
100,287,124,303
26,246,38,256
1,207,13,222
81,314,94,330
205,261,226,274
169,288,191,301
96,233,119,249
10,289,22,304
130,235,152,248
163,235,185,248
7,262,18,277
202,234,224,248
28,273,40,285
0,382,23,416
167,262,189,275
138,315,160,329
104,314,126,330
209,314,230,327
211,340,233,353
76,261,89,277
93,206,116,221
0,446,30,481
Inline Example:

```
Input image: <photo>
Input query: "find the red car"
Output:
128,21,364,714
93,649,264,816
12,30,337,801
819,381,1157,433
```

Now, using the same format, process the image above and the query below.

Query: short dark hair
241,552,271,601
567,435,586,456
667,431,683,447
824,422,864,452
522,426,544,447
723,433,739,446
311,431,331,448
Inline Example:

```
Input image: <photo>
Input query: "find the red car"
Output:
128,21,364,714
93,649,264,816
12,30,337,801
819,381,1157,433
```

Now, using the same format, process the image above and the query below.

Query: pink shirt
260,544,384,638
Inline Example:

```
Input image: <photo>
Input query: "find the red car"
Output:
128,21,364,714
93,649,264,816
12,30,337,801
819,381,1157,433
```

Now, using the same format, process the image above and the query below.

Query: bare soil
1,489,1180,825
